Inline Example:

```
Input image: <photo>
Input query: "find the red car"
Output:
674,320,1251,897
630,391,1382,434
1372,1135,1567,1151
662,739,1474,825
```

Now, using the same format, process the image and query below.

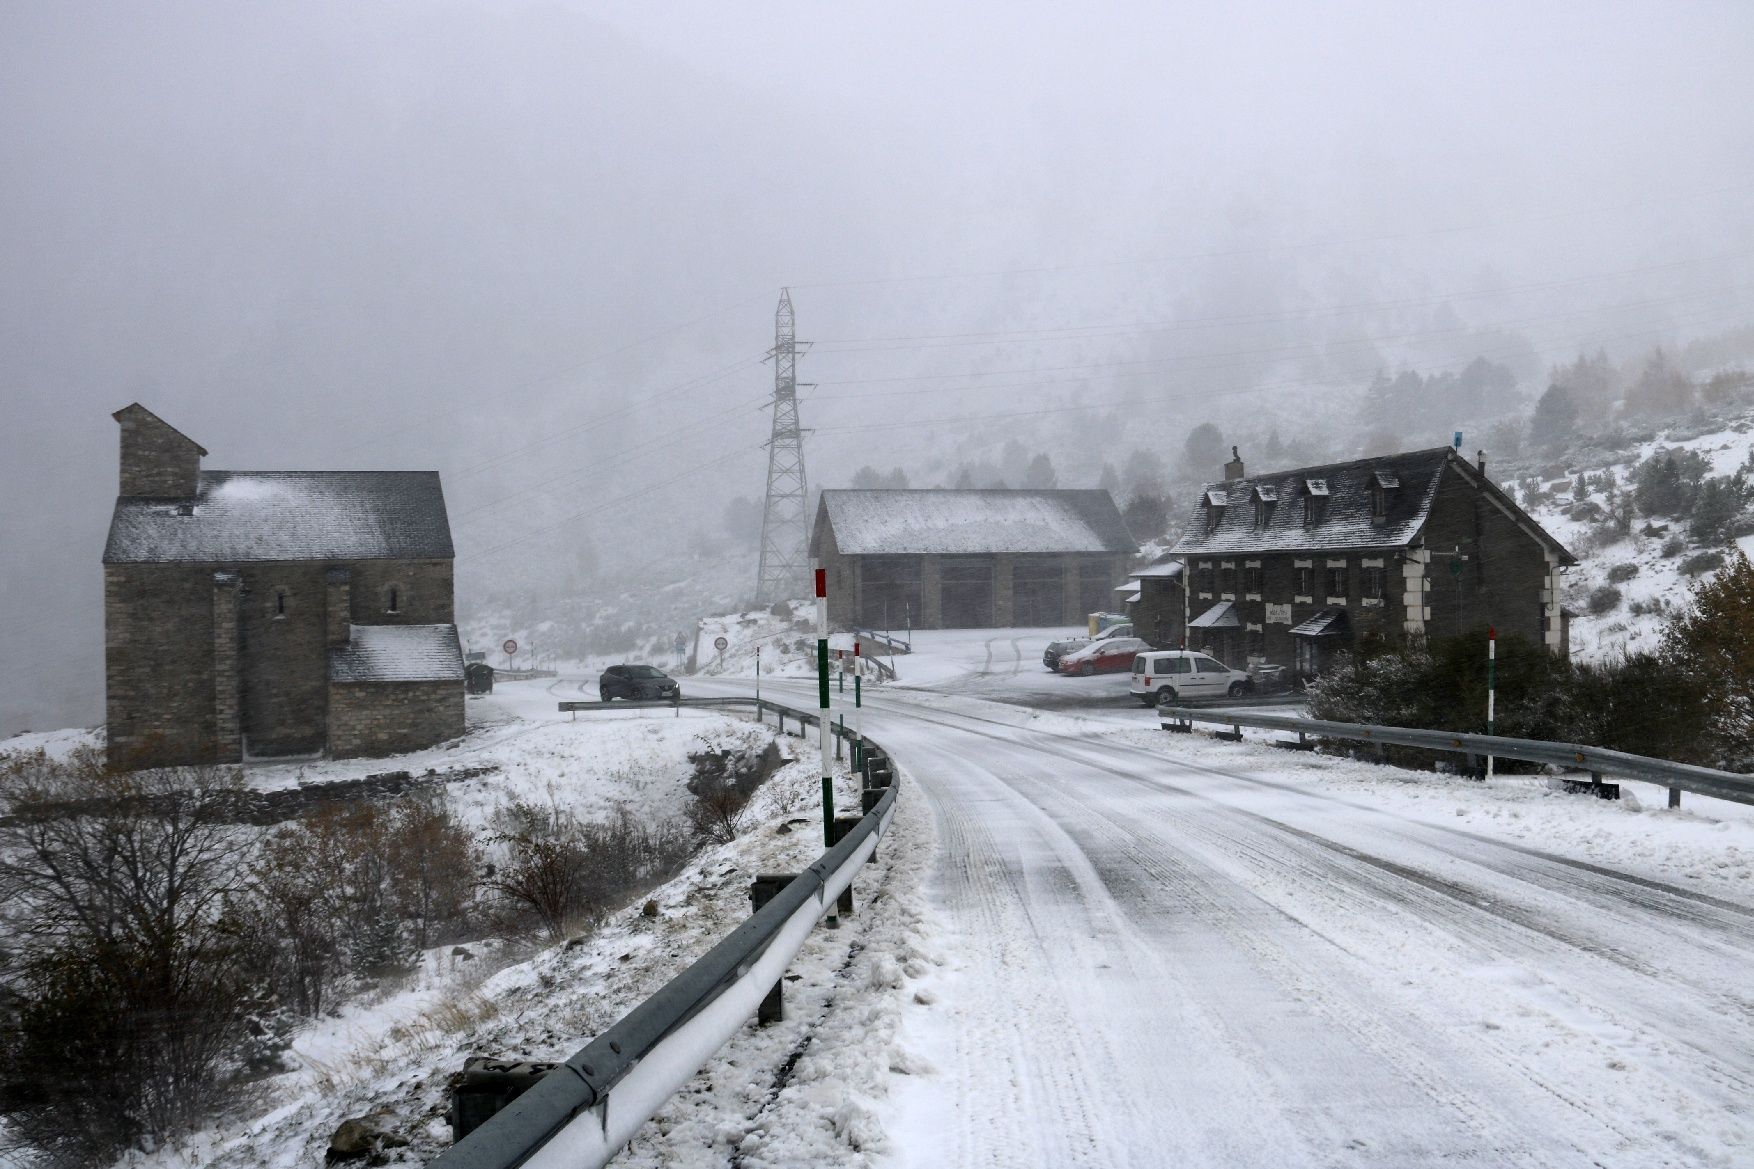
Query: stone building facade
1120,560,1187,649
103,404,464,767
1169,447,1575,677
811,489,1136,631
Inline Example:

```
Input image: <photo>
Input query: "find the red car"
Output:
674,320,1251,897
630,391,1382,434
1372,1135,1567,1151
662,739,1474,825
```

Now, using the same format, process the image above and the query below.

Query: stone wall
105,563,220,766
347,559,454,625
328,681,465,758
1421,470,1552,648
237,562,330,756
116,407,201,497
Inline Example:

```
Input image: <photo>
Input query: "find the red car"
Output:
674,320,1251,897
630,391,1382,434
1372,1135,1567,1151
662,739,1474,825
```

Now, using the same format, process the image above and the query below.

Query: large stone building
1169,446,1575,676
812,489,1136,630
103,404,464,767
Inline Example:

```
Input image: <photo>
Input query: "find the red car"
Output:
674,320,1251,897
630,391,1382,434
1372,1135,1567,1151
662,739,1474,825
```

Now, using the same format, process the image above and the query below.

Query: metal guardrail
1160,707,1754,807
430,700,899,1169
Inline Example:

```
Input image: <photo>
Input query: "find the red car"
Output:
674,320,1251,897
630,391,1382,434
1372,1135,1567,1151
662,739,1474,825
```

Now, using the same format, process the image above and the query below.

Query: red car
1057,637,1151,676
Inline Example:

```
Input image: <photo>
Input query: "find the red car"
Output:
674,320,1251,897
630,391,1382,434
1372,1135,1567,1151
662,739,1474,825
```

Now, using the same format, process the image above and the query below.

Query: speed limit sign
713,635,729,652
502,639,518,656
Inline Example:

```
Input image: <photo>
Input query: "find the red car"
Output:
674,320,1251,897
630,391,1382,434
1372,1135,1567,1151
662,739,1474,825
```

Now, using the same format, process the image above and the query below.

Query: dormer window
1302,478,1328,526
1253,485,1278,529
1370,470,1398,521
1204,488,1227,533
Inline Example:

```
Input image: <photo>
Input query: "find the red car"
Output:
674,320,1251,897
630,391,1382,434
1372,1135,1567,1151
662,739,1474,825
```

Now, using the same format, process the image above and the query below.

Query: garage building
812,489,1136,631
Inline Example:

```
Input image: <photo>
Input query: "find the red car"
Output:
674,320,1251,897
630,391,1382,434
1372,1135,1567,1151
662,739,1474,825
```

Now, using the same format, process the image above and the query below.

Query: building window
1243,565,1264,594
1294,566,1314,597
1220,564,1238,594
1326,564,1349,598
1198,564,1215,594
274,589,287,619
1247,628,1265,658
1361,565,1386,600
1303,478,1329,526
386,585,401,614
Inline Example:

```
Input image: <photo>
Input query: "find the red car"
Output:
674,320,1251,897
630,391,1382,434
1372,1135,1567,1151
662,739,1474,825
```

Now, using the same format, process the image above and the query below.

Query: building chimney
1477,449,1487,475
1224,446,1246,481
112,403,206,498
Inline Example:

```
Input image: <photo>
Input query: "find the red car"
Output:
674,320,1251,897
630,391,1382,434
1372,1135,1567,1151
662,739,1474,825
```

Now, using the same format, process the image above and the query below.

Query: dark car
599,664,681,702
1042,623,1134,671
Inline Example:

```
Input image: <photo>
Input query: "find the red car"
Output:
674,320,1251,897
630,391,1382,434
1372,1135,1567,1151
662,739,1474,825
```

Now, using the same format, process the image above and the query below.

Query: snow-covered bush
1605,562,1640,584
1681,550,1726,577
1586,585,1623,616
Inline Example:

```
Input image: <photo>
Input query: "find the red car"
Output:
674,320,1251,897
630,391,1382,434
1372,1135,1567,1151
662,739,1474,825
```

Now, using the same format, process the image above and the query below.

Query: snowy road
697,652,1754,1169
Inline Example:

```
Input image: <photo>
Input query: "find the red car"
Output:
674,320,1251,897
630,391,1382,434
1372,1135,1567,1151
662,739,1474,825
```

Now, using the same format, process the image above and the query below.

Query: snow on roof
1172,448,1453,557
329,624,465,683
815,489,1136,556
1188,600,1240,629
105,471,454,563
1130,560,1184,579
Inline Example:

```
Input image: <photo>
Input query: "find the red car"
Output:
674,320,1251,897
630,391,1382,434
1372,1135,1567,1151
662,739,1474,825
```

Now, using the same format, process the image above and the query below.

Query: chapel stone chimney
1224,446,1246,481
113,403,206,498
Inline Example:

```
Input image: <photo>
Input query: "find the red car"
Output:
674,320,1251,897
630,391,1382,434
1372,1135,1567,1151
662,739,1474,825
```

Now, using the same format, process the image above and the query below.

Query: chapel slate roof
104,471,454,564
815,489,1136,557
329,624,465,683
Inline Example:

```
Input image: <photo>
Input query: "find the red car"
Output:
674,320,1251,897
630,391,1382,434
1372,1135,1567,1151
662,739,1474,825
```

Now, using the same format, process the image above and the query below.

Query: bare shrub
1586,585,1623,616
484,804,689,940
0,748,254,1164
1606,563,1640,584
1682,550,1726,577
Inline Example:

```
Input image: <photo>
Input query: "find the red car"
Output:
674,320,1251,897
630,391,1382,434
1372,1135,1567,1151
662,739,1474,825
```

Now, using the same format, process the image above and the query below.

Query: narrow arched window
386,586,400,614
274,589,287,618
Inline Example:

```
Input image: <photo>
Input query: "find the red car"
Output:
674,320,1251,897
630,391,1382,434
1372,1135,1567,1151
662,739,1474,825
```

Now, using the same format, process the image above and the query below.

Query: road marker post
853,639,865,774
814,565,838,928
1486,626,1497,780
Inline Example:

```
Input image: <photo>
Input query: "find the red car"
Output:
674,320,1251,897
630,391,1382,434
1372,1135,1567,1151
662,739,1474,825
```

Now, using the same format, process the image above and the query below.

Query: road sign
502,639,518,655
713,635,729,652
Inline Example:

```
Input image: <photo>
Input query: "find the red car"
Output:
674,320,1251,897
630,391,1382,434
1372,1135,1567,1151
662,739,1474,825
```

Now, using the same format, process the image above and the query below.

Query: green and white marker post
1486,625,1497,779
814,564,837,928
853,638,864,773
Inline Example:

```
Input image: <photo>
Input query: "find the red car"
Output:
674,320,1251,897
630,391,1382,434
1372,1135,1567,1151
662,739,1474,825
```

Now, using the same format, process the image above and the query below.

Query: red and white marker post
814,565,833,848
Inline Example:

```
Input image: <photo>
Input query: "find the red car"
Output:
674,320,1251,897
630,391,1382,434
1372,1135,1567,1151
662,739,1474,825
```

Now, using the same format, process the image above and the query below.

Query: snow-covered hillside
1508,409,1754,660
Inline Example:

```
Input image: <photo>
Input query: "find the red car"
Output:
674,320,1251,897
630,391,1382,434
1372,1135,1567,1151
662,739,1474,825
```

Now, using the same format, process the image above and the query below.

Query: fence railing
429,699,899,1169
1160,706,1754,808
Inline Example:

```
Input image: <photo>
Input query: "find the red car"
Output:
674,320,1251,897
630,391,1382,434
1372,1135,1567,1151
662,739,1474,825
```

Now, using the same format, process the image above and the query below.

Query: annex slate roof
815,489,1136,556
104,471,454,563
1188,600,1241,629
329,624,465,683
1171,448,1452,557
1290,608,1350,637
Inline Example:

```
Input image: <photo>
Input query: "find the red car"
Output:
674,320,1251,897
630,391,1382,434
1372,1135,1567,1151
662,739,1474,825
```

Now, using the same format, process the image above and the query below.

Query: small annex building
1169,446,1576,677
812,489,1137,630
103,404,465,767
1119,558,1187,649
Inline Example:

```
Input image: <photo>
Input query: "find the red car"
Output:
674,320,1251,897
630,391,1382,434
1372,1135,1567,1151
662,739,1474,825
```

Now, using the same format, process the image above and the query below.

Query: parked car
599,664,681,702
1058,636,1150,676
1129,650,1253,705
1042,624,1133,671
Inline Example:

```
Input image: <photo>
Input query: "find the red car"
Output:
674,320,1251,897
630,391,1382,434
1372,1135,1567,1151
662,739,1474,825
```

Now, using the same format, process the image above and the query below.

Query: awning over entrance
1290,608,1350,637
1188,600,1241,629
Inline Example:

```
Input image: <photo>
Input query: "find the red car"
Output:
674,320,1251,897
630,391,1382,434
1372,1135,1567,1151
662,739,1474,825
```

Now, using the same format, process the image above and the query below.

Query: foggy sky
5,0,1754,734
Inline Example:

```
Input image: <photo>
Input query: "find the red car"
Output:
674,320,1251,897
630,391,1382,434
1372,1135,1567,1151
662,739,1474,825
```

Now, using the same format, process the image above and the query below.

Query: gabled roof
330,624,464,683
814,489,1136,556
1169,447,1574,564
1188,600,1240,629
105,470,454,563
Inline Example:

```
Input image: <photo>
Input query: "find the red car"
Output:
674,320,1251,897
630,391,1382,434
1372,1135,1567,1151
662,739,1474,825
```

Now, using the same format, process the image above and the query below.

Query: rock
326,1112,407,1163
451,945,473,960
564,936,586,950
642,899,660,918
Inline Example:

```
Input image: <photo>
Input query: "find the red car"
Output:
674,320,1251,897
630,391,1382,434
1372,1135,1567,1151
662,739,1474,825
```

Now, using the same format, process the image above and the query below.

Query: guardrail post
1669,786,1681,809
448,1057,557,1141
749,874,798,1024
828,816,862,915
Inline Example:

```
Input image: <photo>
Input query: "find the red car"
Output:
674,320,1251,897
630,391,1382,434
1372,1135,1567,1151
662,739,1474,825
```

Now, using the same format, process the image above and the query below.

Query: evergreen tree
1022,453,1057,489
1528,384,1578,449
1182,423,1227,479
1665,549,1754,767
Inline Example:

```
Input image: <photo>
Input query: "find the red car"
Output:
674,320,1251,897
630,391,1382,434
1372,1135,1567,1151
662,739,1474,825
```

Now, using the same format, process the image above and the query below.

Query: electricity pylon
756,288,810,603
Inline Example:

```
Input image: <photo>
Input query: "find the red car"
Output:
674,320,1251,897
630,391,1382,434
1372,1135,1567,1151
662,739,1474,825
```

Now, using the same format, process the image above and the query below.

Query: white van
1129,650,1253,706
